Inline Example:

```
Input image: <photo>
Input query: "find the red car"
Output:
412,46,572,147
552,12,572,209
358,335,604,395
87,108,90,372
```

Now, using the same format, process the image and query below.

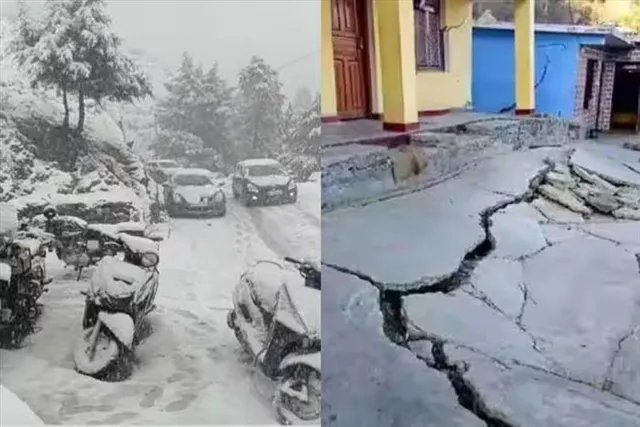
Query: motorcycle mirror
140,252,159,268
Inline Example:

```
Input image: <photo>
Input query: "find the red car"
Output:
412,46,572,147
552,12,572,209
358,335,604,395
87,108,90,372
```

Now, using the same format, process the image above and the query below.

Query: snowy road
0,183,319,425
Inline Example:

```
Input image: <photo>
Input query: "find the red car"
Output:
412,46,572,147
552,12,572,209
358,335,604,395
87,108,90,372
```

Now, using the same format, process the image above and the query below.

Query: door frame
332,0,373,120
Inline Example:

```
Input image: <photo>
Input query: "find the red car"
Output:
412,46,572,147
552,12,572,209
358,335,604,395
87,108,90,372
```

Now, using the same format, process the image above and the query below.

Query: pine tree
12,0,83,131
11,0,152,134
156,53,232,166
233,56,285,159
65,0,152,133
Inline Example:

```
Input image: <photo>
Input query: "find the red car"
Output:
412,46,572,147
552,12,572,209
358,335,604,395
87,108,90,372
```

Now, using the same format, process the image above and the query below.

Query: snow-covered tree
157,53,233,164
12,0,81,131
64,0,152,133
11,0,152,134
150,130,222,170
232,56,285,159
279,94,320,180
292,86,314,115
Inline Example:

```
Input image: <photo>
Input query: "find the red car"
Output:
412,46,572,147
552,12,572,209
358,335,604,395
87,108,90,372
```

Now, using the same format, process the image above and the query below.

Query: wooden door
332,0,369,119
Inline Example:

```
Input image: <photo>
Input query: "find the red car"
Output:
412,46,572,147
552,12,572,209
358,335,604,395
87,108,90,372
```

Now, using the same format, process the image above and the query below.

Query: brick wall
574,47,606,135
598,62,616,132
575,45,640,134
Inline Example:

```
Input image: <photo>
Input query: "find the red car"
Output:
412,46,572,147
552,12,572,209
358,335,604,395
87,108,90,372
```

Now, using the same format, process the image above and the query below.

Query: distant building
473,23,639,135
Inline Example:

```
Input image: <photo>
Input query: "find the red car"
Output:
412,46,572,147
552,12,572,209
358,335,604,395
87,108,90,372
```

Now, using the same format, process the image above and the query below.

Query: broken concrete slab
491,203,549,259
520,236,640,387
572,164,619,193
530,197,585,224
322,267,484,427
616,187,640,210
613,207,640,221
445,346,640,427
578,221,640,253
468,257,525,319
538,183,592,215
573,183,621,214
540,223,585,245
323,149,558,289
570,147,640,188
545,170,575,190
405,290,551,371
608,328,640,404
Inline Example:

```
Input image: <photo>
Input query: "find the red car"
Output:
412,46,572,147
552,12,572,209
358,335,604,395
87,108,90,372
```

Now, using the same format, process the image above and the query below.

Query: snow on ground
243,182,321,262
0,184,320,424
323,144,640,426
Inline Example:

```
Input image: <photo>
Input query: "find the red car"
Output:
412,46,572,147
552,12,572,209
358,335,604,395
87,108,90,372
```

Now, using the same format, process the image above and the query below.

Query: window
414,0,444,70
246,164,285,177
583,59,597,110
173,174,212,186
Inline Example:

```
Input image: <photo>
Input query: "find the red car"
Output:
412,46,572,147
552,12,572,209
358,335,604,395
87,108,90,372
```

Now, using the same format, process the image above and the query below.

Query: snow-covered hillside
0,18,154,222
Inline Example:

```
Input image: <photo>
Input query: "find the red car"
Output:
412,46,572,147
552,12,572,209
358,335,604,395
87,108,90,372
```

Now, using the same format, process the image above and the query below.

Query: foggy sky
0,0,319,97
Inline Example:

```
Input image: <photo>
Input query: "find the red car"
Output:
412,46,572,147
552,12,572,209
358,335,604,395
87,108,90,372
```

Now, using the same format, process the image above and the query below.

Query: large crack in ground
324,160,555,427
325,151,640,424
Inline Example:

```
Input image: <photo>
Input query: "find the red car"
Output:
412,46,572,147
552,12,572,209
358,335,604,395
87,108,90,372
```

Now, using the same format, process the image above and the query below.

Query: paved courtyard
322,142,640,426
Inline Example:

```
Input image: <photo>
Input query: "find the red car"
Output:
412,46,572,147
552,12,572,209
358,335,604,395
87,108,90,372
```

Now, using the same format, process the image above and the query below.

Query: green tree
621,0,640,30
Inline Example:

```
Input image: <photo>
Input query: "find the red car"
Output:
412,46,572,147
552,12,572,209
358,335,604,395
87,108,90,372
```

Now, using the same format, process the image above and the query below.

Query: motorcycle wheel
74,324,131,381
274,365,321,425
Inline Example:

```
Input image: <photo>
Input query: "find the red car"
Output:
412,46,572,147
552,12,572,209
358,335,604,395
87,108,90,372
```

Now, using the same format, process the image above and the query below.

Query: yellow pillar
321,0,337,121
514,0,535,114
374,0,418,131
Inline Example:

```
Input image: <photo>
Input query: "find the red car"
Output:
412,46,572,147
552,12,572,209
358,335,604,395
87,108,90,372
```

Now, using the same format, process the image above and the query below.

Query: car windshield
173,174,211,186
246,164,284,177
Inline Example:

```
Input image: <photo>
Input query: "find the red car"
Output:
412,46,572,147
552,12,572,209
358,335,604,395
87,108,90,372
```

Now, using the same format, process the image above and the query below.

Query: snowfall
0,181,320,425
0,16,320,424
322,140,640,427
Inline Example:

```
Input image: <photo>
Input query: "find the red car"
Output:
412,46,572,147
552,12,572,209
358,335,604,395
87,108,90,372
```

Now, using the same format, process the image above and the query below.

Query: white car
164,168,226,217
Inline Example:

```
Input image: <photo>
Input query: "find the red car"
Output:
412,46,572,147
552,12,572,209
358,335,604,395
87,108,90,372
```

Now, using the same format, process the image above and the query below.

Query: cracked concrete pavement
322,143,640,426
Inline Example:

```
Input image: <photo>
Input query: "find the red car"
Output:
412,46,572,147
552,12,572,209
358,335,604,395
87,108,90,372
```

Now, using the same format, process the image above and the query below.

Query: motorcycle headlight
247,183,259,193
287,180,296,190
140,252,159,268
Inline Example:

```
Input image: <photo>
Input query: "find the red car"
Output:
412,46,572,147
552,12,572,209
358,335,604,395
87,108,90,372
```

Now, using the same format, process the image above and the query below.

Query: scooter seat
90,257,149,298
245,261,303,313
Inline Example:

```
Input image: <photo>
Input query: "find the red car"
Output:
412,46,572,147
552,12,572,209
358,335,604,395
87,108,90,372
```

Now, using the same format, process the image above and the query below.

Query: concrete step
322,116,570,211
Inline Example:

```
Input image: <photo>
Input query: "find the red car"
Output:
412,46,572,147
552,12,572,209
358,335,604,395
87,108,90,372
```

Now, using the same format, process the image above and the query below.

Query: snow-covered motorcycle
73,232,160,380
42,207,162,278
0,223,54,347
227,257,321,424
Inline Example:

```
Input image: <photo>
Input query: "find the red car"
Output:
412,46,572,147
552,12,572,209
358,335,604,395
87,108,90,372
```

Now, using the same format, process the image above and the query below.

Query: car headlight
247,183,259,193
287,180,296,190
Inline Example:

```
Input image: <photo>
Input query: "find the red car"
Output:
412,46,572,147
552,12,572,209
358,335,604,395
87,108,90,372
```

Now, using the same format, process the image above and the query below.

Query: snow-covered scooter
227,257,321,424
73,232,160,380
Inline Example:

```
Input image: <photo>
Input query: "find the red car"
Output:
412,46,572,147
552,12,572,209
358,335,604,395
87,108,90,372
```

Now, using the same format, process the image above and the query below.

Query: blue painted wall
472,28,606,118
